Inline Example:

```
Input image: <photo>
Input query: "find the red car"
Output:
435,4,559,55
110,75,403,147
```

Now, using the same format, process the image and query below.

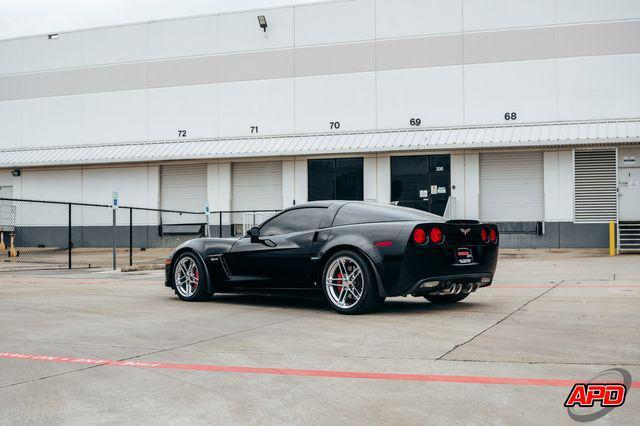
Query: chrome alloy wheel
174,256,200,298
325,256,364,309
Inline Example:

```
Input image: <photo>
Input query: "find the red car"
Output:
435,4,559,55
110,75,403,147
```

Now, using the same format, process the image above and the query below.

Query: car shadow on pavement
206,294,480,314
208,294,329,312
379,299,480,314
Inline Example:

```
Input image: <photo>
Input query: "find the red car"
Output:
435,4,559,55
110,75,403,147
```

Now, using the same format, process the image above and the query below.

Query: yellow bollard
0,227,5,254
609,220,616,256
9,232,17,258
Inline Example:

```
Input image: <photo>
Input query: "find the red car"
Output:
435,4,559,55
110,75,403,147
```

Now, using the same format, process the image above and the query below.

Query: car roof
286,200,444,223
286,200,348,209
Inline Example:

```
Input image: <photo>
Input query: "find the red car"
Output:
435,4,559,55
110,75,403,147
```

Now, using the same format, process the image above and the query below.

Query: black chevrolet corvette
165,201,498,314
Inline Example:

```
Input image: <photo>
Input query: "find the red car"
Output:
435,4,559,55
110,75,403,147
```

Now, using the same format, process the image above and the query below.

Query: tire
173,252,211,301
321,250,385,314
424,292,469,304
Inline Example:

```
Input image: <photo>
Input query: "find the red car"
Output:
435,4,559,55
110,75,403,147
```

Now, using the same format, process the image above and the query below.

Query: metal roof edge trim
2,139,639,169
1,119,639,168
1,117,638,154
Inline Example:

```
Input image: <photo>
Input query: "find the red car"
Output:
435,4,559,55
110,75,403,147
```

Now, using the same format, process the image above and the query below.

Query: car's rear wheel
322,250,384,314
173,252,210,301
424,293,469,304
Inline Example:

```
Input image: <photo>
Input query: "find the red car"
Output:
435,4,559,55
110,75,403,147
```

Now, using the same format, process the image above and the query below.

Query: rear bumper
378,244,499,296
406,273,493,296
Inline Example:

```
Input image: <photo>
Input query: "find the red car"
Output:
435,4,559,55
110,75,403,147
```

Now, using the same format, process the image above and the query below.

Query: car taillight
490,228,498,243
413,228,427,244
429,227,444,244
481,227,490,244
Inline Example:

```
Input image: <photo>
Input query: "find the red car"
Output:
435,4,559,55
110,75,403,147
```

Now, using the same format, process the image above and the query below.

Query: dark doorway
391,155,450,216
308,158,363,201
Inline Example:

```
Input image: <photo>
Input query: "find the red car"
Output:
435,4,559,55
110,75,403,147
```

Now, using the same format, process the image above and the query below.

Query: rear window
332,203,442,226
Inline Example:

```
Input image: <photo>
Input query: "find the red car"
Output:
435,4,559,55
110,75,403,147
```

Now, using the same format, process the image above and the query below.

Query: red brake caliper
336,272,343,293
193,270,199,289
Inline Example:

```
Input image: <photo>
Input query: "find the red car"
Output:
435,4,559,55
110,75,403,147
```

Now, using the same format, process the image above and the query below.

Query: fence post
219,211,223,238
129,208,133,266
112,208,116,270
204,202,210,238
68,203,72,269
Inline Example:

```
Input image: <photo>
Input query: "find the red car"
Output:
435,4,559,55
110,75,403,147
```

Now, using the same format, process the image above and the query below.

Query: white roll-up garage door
480,152,544,221
232,161,283,212
160,164,207,224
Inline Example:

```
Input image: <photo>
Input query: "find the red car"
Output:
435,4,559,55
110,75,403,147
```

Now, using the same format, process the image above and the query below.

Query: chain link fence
0,198,70,269
0,197,278,271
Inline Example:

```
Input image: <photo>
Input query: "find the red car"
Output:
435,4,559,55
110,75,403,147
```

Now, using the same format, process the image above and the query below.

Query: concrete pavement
0,249,638,425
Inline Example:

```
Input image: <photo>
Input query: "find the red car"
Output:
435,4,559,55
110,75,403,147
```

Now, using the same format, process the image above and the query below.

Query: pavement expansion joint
0,312,311,390
440,358,640,367
435,280,565,361
0,338,160,352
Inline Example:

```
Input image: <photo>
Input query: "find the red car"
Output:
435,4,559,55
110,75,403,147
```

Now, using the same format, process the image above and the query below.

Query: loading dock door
160,164,207,225
480,152,544,222
231,161,283,214
0,186,12,198
390,155,450,216
308,158,364,201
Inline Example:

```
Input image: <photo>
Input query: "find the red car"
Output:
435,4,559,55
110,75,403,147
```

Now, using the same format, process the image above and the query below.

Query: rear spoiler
446,219,480,224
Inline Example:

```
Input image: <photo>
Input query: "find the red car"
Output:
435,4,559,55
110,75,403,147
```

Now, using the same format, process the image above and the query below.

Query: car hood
171,237,239,258
202,237,240,255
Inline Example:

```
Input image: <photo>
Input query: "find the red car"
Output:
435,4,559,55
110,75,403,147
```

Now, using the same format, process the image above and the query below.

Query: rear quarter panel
316,222,413,295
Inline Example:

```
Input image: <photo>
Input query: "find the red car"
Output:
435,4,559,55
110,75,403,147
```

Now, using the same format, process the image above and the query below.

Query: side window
261,208,325,237
333,203,391,226
260,213,292,236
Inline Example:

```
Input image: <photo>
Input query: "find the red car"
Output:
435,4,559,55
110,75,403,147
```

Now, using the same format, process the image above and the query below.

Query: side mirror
247,226,276,247
247,226,261,243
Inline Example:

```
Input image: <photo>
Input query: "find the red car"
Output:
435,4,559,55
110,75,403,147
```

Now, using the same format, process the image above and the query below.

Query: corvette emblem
460,228,471,236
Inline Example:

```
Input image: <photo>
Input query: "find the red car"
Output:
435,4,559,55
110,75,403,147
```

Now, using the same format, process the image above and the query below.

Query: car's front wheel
322,250,384,314
173,252,210,301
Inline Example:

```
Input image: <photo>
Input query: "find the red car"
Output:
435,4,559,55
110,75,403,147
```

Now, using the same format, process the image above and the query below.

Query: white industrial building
0,0,639,249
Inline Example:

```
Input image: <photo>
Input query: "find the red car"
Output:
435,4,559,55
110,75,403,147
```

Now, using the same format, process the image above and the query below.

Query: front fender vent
209,254,232,280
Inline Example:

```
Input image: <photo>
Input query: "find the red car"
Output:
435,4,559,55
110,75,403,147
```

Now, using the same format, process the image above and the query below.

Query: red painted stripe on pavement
1,352,638,388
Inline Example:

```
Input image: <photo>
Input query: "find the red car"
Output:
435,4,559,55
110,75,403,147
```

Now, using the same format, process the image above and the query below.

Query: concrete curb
120,264,164,272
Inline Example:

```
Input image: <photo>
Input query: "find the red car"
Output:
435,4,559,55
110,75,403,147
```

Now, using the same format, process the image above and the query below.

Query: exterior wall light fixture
257,15,268,32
